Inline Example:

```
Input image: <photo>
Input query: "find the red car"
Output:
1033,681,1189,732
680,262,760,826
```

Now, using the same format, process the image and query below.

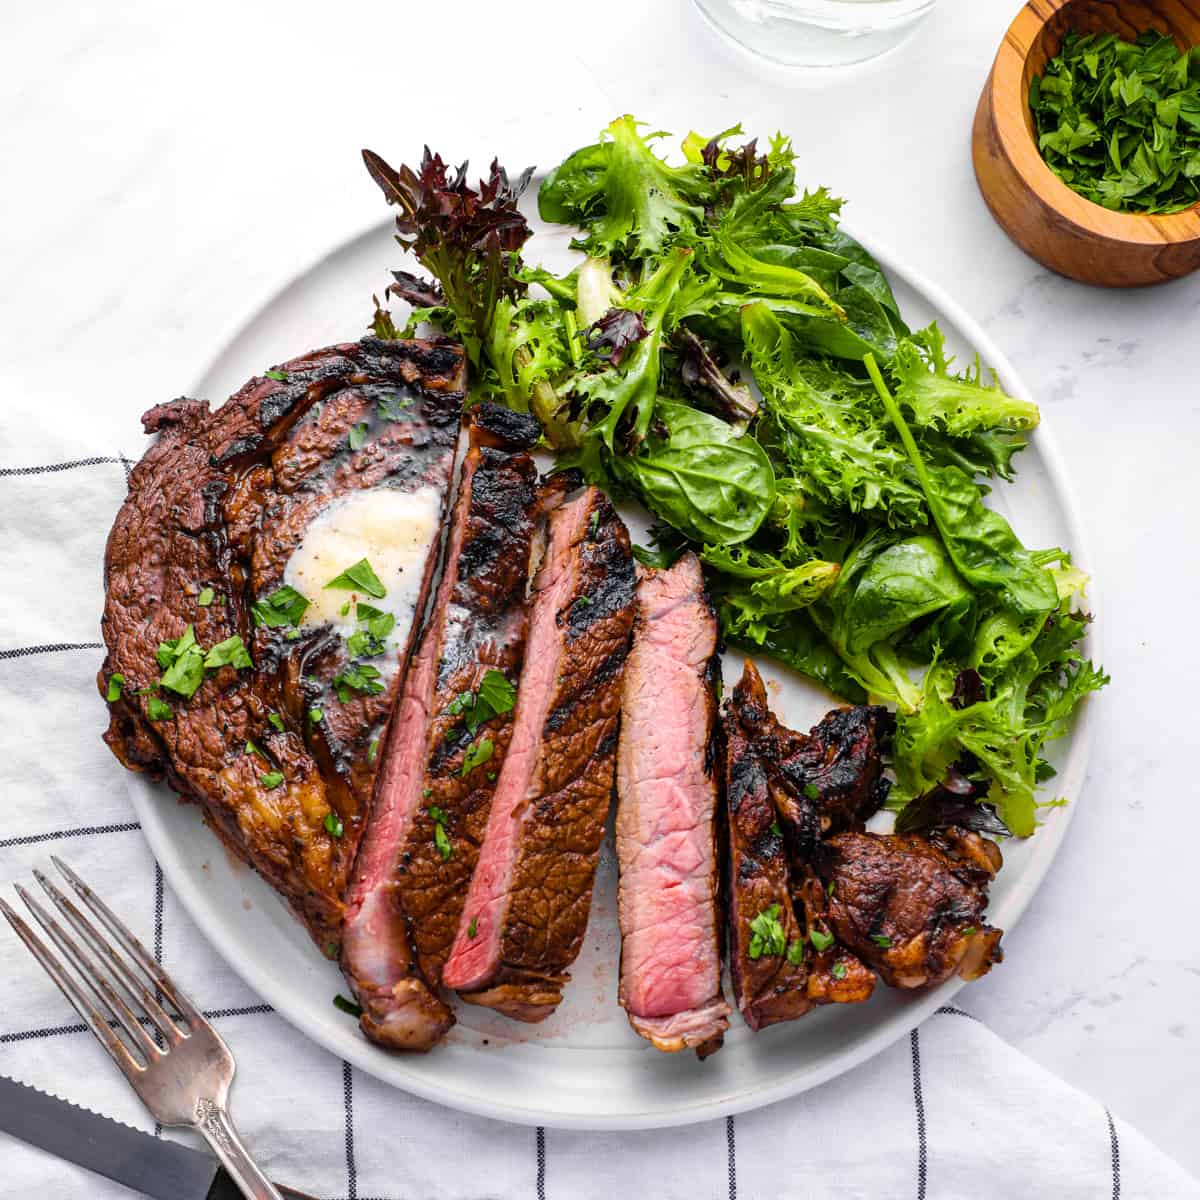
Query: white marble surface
3,0,1198,1176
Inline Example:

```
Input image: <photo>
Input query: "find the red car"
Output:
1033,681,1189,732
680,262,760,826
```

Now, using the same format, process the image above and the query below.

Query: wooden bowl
972,0,1200,287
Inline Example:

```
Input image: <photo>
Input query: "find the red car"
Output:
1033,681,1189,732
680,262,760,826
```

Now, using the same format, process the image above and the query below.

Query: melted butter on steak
284,485,442,662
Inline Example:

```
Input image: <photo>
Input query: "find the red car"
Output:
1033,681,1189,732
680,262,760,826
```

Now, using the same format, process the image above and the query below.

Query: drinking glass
693,0,938,68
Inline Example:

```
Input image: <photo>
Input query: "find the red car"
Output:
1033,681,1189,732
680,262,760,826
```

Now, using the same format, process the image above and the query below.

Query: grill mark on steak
615,553,730,1058
341,405,541,1051
99,339,464,949
441,485,635,1021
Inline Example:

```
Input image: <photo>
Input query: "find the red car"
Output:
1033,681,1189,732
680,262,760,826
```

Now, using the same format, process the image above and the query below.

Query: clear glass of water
693,0,938,69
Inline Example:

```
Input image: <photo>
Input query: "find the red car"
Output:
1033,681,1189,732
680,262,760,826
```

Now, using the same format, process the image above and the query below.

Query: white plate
127,190,1098,1130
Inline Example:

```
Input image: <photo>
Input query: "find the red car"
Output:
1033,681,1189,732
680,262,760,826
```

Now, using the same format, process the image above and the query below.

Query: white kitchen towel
0,450,1197,1200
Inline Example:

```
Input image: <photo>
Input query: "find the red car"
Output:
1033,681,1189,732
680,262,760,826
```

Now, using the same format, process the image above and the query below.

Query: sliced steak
724,661,880,1030
100,338,464,948
615,553,729,1057
342,404,541,1050
817,829,1004,988
723,662,812,1030
441,485,636,1021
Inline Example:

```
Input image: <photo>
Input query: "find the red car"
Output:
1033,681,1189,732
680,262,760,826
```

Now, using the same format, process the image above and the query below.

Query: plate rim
127,211,1099,1131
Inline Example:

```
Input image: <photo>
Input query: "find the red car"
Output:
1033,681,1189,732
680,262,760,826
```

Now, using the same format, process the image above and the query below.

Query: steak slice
817,829,1004,989
723,662,811,1031
615,553,729,1057
341,404,541,1050
441,484,636,1021
724,661,879,1029
100,338,464,948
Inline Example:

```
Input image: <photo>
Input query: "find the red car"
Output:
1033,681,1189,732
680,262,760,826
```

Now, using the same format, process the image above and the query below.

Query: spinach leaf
621,400,775,544
842,535,971,654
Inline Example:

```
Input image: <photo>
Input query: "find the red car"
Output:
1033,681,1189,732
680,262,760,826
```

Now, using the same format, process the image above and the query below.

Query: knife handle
198,1101,285,1200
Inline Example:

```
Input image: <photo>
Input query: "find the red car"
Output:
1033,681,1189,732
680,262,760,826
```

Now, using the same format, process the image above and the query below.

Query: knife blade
0,1075,315,1200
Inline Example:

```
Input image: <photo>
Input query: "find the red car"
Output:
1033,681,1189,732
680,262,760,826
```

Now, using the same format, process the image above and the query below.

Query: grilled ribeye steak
342,404,541,1050
724,661,879,1030
616,553,729,1057
100,338,464,947
817,829,1004,988
442,484,636,1021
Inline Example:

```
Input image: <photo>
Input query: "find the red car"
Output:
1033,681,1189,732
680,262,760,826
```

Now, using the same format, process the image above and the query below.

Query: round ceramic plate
126,186,1097,1130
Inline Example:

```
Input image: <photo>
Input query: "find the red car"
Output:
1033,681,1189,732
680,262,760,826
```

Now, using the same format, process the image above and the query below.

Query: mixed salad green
363,117,1107,838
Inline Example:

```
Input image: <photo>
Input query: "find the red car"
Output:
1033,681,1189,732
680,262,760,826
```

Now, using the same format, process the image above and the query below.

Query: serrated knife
0,1075,315,1200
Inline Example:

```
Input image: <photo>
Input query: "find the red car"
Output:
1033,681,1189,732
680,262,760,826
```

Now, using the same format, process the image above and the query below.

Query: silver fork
0,857,284,1200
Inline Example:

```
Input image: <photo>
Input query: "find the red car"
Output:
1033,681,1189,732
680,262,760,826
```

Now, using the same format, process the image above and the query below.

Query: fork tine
51,856,201,1023
14,884,163,1065
32,868,186,1048
0,896,144,1083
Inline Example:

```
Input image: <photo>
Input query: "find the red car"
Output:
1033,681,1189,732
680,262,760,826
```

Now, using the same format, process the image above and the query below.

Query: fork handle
197,1101,286,1200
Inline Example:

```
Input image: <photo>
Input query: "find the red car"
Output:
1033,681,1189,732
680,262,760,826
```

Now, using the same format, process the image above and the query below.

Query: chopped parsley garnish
769,820,782,838
245,739,264,758
346,628,383,659
434,822,452,861
827,880,836,897
460,737,494,777
422,788,432,798
961,926,977,939
264,368,289,382
348,422,369,451
809,928,835,953
831,961,848,980
574,595,593,609
259,771,284,789
748,903,786,959
105,674,124,702
346,606,395,660
427,804,452,860
332,663,385,702
870,933,893,948
267,712,285,733
378,393,412,421
285,629,302,641
445,670,516,734
146,696,173,721
786,938,805,966
333,993,363,1018
486,771,497,782
251,585,310,628
309,707,324,723
157,625,206,698
339,601,352,617
367,737,379,763
802,782,819,801
589,510,600,536
324,812,344,838
324,557,386,599
204,635,253,671
197,587,215,607
477,669,517,718
467,917,478,939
